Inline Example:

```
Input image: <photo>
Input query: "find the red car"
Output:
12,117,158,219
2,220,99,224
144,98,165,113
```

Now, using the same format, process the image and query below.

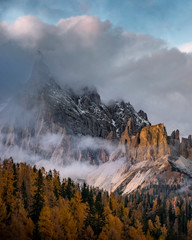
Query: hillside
0,158,192,240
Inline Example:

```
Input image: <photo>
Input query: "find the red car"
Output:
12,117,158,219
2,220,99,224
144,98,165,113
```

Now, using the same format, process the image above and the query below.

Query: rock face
120,121,192,164
108,101,150,138
180,135,192,160
168,130,192,161
138,123,170,160
167,130,180,158
121,121,170,163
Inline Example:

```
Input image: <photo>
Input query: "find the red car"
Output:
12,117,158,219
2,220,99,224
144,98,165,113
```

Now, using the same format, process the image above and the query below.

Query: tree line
0,157,192,240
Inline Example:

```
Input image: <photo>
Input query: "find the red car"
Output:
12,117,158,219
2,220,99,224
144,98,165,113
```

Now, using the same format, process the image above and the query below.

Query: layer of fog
0,138,97,182
37,160,96,182
0,130,119,182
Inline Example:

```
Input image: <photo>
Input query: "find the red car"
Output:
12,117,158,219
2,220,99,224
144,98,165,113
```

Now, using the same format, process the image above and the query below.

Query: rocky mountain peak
80,87,101,106
167,129,180,158
167,130,192,160
28,52,52,90
120,122,170,163
0,58,151,165
138,109,148,122
170,129,180,141
138,123,170,159
180,135,192,160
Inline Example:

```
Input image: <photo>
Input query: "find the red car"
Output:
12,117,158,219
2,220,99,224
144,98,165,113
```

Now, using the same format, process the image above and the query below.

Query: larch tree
187,219,192,240
69,192,88,237
38,206,54,240
59,207,78,240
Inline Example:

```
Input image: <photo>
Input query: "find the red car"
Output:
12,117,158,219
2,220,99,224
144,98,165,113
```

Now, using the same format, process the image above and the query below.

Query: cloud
179,42,192,53
37,160,96,182
0,15,192,136
0,132,97,182
0,130,119,182
0,124,118,163
0,15,164,96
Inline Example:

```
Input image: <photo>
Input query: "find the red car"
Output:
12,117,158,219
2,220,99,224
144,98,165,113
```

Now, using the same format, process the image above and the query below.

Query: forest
0,157,192,240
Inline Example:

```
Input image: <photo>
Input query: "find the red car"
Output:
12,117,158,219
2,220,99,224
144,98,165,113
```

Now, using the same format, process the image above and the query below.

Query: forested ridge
0,158,192,240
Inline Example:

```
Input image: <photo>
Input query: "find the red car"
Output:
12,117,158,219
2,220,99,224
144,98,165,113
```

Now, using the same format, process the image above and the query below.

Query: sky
0,0,192,136
1,0,192,46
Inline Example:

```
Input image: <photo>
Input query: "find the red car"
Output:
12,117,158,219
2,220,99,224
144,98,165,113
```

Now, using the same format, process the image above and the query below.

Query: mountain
0,57,150,165
88,123,192,194
1,57,192,195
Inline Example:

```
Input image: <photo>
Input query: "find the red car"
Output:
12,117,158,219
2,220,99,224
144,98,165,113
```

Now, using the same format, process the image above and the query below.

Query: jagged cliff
168,129,192,160
120,119,170,163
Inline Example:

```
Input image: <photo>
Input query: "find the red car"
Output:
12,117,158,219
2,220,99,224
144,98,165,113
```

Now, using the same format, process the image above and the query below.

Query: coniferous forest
1,158,192,240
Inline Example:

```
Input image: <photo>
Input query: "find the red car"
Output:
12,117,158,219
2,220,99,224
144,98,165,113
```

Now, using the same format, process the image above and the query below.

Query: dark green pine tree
12,163,18,196
81,182,89,203
31,169,44,223
142,210,148,234
88,188,94,211
21,180,28,210
94,191,105,236
65,177,74,200
60,179,66,198
46,170,52,180
53,174,61,200
30,169,45,240
85,188,97,231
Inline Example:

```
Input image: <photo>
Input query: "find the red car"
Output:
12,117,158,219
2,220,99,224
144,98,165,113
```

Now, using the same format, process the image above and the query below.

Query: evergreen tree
31,169,44,223
94,191,105,236
38,206,54,240
81,182,89,203
65,178,74,200
12,163,18,196
21,180,28,210
53,170,61,200
60,179,66,198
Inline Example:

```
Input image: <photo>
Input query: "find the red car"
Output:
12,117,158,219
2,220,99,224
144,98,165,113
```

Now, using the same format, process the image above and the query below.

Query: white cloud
178,42,192,53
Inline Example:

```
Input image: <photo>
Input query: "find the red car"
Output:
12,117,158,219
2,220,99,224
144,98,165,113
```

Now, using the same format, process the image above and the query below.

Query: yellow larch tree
69,192,88,236
187,219,192,240
59,207,78,240
9,199,34,240
99,206,123,240
38,206,54,240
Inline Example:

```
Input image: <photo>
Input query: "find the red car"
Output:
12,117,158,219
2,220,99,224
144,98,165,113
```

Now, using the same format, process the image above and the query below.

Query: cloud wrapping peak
0,15,192,136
